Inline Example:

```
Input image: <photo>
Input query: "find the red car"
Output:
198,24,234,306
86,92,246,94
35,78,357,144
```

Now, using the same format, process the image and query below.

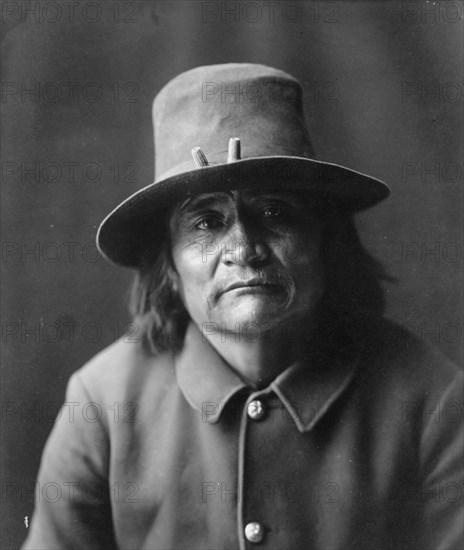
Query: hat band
155,145,311,182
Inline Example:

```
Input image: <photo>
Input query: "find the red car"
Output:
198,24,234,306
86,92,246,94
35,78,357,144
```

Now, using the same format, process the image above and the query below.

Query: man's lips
221,279,284,295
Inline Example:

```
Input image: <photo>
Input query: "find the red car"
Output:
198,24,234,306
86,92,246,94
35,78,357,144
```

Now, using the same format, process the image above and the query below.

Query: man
23,64,463,550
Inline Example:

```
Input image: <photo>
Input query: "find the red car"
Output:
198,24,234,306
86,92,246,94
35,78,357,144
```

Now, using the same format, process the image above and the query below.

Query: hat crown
96,63,390,267
152,63,314,180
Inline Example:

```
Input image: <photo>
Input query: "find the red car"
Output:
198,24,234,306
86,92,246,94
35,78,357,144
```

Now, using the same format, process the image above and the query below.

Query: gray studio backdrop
1,1,463,548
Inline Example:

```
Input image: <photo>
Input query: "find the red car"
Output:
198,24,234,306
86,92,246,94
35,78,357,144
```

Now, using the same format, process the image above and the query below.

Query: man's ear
167,262,183,298
171,271,180,293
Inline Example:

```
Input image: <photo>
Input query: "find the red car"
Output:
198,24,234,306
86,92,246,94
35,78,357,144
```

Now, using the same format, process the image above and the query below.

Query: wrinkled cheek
178,274,203,305
271,232,319,266
290,245,325,305
297,262,325,305
176,269,214,323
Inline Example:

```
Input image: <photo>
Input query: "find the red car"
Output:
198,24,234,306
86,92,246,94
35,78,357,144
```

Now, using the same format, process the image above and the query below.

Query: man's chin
211,297,288,330
218,289,290,309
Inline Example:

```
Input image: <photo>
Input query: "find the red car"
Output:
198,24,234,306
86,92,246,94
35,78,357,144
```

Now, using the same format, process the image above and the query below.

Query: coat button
244,521,264,543
247,400,265,420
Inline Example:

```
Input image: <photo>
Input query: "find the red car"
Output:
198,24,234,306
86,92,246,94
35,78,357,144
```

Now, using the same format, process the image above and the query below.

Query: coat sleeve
21,372,117,550
417,369,464,550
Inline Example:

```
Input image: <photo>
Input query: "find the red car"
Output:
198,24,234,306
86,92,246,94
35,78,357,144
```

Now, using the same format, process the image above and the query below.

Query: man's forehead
179,189,306,212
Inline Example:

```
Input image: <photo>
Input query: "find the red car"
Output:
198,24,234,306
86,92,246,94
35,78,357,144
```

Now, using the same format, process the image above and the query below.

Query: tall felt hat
97,63,390,267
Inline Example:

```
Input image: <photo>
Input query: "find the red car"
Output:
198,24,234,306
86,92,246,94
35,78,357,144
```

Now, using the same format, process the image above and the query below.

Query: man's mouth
222,278,284,295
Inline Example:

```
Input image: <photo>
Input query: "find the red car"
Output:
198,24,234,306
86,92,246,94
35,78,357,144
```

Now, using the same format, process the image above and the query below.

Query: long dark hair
129,206,392,355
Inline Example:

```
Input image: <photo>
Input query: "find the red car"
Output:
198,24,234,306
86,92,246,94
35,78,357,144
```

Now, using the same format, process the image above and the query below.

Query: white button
247,400,265,420
244,521,264,543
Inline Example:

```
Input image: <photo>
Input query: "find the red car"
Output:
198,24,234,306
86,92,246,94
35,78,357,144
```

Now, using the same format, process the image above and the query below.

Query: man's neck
203,318,316,388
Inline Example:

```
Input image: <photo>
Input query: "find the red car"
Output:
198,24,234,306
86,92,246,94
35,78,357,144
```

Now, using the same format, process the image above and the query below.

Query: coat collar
175,322,359,433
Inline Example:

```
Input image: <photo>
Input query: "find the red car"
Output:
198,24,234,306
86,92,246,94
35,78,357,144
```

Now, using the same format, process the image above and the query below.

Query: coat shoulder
355,316,463,400
71,339,176,404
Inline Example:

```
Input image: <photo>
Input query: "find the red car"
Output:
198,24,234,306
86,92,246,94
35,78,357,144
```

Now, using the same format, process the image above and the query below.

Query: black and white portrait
2,2,463,549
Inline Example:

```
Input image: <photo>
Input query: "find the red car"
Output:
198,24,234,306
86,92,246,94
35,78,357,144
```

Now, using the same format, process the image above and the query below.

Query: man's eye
195,217,223,230
262,205,284,218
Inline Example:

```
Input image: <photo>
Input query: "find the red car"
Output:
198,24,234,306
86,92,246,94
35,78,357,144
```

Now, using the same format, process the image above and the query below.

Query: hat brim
96,156,390,267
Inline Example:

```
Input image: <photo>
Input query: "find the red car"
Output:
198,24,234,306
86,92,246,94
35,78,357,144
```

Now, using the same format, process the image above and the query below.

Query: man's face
169,189,325,334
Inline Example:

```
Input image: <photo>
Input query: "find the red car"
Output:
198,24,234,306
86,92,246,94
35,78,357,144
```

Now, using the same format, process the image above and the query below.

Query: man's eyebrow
178,190,304,214
246,190,307,204
250,191,300,200
179,193,232,212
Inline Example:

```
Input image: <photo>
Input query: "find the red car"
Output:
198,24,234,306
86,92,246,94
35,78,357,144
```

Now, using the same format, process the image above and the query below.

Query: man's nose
220,220,271,266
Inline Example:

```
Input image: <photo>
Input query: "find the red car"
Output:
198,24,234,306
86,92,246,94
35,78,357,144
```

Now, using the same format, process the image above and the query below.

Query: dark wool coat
22,318,463,550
